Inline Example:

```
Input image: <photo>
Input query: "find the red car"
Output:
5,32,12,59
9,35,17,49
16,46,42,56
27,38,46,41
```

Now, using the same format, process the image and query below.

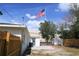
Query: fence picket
0,31,21,56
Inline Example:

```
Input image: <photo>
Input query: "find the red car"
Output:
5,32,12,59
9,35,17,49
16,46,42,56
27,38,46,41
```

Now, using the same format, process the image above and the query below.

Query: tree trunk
46,40,49,45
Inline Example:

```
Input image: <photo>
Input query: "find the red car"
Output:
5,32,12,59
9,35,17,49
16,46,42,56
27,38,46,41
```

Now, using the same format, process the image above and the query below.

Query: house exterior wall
21,28,31,54
0,27,30,54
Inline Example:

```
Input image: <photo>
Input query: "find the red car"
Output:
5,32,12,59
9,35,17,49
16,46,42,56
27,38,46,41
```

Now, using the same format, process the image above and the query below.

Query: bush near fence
64,39,79,48
0,31,21,56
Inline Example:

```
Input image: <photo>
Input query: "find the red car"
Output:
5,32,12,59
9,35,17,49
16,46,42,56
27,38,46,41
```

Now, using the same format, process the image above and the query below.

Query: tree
71,20,79,39
70,4,79,39
60,4,79,39
39,21,57,43
59,23,72,39
49,22,57,39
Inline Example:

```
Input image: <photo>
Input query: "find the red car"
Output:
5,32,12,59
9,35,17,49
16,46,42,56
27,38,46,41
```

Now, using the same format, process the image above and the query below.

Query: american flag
36,9,45,18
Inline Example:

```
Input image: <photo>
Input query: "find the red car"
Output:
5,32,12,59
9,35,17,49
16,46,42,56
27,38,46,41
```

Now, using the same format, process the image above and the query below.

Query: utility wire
2,8,15,19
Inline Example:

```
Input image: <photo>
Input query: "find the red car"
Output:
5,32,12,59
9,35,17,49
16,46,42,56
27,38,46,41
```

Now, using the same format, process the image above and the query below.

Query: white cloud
26,13,37,19
54,9,60,12
26,20,44,31
30,16,36,19
26,13,31,17
58,3,71,12
11,20,22,24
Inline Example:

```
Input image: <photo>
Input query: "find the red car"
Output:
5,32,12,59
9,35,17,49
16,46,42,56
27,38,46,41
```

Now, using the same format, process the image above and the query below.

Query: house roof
0,23,31,38
0,23,26,28
29,30,42,38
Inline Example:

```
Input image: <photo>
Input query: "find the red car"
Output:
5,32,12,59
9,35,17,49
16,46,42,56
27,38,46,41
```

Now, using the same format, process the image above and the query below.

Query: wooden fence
0,31,21,56
64,39,79,48
40,42,52,46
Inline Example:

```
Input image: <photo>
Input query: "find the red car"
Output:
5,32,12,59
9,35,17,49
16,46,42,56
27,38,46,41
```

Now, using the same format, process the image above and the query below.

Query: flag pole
45,8,47,21
44,8,47,21
22,17,25,25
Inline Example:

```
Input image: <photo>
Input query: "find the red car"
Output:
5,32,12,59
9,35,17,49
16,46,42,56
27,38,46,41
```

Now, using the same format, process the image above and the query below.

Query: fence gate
0,31,21,56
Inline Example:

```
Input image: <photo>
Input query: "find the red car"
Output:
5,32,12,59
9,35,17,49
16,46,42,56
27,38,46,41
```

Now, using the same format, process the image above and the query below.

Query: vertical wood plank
6,32,10,55
6,32,10,42
0,31,21,56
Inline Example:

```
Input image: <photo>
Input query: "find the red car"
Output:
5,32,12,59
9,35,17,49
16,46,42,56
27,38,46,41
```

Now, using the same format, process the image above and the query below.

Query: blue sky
0,3,71,31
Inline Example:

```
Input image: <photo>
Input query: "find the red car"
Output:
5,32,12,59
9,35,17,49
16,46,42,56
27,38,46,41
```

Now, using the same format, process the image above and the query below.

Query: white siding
21,29,31,54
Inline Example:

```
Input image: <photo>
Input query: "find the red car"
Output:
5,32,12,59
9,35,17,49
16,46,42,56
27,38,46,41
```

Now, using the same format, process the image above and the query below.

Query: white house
52,34,63,46
29,30,45,47
0,23,31,55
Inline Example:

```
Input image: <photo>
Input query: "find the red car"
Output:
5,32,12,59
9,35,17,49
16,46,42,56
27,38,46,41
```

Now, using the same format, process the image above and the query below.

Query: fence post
6,32,10,56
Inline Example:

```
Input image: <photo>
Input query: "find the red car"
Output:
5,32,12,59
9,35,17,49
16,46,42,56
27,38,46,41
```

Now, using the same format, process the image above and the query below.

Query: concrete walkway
30,46,79,56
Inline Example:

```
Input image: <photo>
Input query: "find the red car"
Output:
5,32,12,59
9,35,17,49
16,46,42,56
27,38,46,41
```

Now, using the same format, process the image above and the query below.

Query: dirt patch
30,46,79,56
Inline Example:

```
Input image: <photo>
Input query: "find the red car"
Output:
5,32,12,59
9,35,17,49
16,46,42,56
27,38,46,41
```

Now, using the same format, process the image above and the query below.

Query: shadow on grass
65,45,79,49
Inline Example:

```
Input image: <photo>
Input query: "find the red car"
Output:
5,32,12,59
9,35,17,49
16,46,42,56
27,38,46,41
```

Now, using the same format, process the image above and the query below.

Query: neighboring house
0,23,31,55
29,30,45,47
52,34,63,46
